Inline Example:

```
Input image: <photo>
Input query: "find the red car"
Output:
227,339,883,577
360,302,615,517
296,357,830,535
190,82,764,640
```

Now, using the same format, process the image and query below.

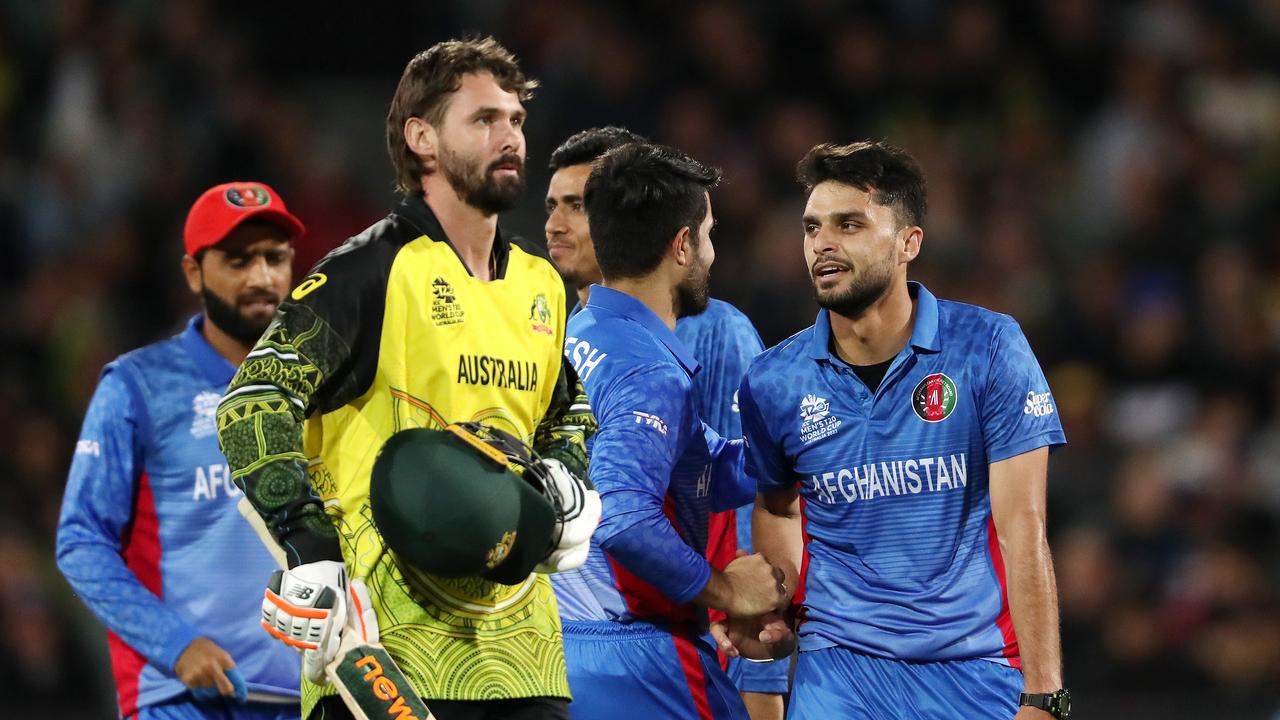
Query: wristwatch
1019,689,1071,718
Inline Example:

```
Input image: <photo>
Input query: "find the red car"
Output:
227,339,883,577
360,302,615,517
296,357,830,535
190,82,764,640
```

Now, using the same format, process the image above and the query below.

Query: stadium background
1,1,1278,717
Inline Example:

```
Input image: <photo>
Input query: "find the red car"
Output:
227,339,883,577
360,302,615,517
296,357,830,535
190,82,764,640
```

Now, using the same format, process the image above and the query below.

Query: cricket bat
238,497,435,720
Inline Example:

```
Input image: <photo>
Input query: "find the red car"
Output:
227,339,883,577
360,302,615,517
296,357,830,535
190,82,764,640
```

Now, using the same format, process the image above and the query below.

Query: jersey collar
808,281,941,361
394,193,513,279
584,285,702,376
180,314,239,387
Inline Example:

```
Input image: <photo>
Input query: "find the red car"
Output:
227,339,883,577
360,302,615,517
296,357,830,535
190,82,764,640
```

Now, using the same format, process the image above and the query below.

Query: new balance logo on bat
356,655,422,720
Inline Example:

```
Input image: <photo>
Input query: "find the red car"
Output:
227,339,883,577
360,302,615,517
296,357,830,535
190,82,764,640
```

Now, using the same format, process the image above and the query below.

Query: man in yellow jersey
216,37,595,720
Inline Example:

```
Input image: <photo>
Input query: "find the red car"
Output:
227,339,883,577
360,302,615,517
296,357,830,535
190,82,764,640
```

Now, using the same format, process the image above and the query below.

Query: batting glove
261,560,378,684
535,458,601,573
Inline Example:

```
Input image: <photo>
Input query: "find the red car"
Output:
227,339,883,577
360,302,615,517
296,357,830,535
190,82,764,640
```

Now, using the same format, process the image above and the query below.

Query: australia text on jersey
455,354,539,392
809,453,968,505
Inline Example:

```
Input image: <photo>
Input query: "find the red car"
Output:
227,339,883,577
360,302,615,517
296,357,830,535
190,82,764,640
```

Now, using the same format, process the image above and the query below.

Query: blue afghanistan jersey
56,316,300,717
675,300,765,567
554,287,754,627
739,283,1065,667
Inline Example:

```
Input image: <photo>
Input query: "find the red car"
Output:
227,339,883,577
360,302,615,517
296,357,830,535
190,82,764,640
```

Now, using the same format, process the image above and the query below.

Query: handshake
701,552,798,662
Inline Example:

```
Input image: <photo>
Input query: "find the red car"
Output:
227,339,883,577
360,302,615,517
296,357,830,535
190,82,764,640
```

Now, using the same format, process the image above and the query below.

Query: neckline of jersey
583,284,702,376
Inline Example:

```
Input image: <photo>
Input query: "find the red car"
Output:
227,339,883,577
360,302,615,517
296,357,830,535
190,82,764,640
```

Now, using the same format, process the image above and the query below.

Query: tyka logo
631,411,668,434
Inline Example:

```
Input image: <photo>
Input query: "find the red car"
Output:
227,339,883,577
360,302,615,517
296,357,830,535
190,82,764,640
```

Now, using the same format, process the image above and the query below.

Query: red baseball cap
183,181,306,257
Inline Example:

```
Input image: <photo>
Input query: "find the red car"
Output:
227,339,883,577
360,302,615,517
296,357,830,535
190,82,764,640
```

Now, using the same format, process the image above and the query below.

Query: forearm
752,491,802,592
741,692,784,720
1001,517,1063,692
217,318,339,567
55,538,199,670
533,361,595,480
600,512,711,604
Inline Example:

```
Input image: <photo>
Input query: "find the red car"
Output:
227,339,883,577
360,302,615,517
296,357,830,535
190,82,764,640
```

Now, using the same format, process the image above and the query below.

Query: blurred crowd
2,0,1278,717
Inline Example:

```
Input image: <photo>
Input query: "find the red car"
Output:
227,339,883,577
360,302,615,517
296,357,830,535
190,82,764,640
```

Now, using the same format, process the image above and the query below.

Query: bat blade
328,638,435,720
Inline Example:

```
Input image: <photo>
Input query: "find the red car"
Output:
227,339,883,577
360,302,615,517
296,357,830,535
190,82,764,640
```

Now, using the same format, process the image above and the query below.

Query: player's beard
554,251,600,292
438,143,525,216
674,251,711,319
202,285,278,345
812,248,894,320
557,265,593,292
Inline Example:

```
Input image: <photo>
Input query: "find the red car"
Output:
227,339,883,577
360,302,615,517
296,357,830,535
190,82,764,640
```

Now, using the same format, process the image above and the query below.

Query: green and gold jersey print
217,196,594,710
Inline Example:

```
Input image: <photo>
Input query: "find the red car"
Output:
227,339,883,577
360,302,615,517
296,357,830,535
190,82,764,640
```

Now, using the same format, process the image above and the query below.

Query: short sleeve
739,371,794,493
981,320,1067,463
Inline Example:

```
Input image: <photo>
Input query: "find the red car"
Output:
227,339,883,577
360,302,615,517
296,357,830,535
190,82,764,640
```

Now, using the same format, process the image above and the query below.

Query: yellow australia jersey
217,195,593,711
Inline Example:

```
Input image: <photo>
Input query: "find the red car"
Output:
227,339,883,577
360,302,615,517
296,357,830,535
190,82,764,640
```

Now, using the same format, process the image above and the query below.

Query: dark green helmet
369,423,559,586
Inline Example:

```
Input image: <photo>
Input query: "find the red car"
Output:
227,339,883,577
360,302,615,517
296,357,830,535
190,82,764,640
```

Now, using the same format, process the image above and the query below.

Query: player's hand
344,576,379,654
261,560,349,684
710,610,796,661
534,458,601,574
1013,708,1055,720
721,552,787,617
176,636,248,703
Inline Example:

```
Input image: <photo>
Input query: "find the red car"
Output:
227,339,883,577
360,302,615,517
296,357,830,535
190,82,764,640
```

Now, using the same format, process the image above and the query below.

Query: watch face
1052,690,1071,719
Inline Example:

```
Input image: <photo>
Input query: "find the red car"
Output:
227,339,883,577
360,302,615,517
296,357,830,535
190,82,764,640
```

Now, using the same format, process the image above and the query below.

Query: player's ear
405,117,438,174
900,225,923,264
671,226,693,267
181,253,204,295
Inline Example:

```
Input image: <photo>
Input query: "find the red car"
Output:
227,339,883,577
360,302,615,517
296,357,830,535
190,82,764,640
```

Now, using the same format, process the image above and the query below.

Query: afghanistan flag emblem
912,373,957,422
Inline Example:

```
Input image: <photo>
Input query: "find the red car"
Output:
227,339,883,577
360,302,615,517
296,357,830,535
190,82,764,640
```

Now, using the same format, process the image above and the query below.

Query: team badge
431,276,464,326
190,391,222,438
799,393,841,444
224,185,270,208
912,373,957,422
529,293,553,335
484,531,517,570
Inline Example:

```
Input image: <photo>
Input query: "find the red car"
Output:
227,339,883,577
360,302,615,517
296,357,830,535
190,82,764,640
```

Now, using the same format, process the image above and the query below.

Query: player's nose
811,225,839,254
545,209,566,236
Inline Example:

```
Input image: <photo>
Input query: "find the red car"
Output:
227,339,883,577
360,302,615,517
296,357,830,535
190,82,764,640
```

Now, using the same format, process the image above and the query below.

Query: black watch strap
1019,689,1071,719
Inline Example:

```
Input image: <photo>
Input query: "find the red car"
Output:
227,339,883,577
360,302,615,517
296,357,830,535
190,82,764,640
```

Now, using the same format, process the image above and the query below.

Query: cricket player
725,141,1071,719
215,38,594,720
556,142,786,720
56,182,305,719
546,127,787,719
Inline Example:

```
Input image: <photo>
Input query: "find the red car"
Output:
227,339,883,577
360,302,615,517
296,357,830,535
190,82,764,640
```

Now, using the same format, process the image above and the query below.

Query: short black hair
796,141,927,227
548,126,648,172
585,143,721,280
